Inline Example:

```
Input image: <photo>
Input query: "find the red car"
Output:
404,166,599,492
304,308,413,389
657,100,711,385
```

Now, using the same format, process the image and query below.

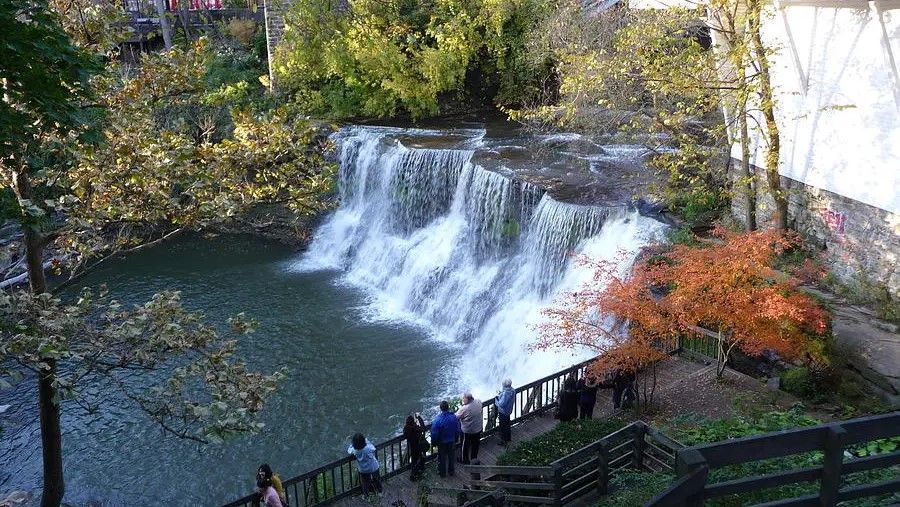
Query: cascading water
294,125,666,397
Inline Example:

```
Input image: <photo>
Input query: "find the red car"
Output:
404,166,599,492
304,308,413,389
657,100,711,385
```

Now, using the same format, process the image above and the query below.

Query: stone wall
730,161,900,297
262,0,287,87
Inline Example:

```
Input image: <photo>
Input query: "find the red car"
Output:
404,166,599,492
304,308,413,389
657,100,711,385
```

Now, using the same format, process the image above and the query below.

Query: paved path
336,357,706,507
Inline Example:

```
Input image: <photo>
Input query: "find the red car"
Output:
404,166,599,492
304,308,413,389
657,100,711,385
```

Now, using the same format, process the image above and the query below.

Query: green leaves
277,0,548,118
0,287,284,443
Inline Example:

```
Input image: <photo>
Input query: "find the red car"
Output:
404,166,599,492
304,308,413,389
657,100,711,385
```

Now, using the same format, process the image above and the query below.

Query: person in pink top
257,476,284,507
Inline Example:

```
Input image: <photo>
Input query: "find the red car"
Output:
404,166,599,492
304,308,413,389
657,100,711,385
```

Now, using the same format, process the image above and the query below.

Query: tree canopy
276,0,550,118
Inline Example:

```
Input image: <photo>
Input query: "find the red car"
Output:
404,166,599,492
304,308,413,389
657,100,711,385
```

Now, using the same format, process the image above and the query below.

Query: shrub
496,419,625,466
780,366,815,398
597,471,674,507
666,226,698,246
225,19,257,46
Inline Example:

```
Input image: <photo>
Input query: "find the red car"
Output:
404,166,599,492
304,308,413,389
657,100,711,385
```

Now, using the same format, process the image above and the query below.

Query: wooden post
820,424,847,506
553,463,564,506
632,422,647,470
490,490,505,507
676,449,708,507
597,440,610,495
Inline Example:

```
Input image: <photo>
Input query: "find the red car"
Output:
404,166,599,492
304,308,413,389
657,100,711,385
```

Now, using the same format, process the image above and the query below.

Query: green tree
276,0,549,118
512,0,787,230
1,6,332,507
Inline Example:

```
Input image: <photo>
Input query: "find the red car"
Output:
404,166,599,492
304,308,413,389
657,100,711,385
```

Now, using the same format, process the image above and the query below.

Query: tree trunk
739,110,756,231
716,329,727,378
14,171,64,507
153,0,174,49
38,359,64,507
748,0,788,230
177,0,192,40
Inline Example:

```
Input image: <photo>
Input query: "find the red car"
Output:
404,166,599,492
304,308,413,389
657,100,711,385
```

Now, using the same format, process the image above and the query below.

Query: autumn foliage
539,227,830,390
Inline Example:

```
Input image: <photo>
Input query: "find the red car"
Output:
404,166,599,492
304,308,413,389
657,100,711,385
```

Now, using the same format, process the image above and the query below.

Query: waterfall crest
295,126,666,396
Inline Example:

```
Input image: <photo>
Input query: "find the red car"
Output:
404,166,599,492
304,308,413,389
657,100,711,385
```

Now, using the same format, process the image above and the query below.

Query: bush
597,471,674,507
496,419,625,466
780,366,815,398
666,226,698,246
225,18,257,46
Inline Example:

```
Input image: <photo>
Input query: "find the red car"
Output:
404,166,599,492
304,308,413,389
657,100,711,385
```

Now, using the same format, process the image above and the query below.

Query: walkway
336,357,707,507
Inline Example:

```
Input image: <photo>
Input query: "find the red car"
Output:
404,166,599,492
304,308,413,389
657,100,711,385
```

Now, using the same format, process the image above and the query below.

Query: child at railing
348,433,384,497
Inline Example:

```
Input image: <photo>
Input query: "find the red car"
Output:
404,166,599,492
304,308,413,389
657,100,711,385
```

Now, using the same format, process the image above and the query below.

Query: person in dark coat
612,369,636,410
576,375,599,419
403,413,427,481
556,377,579,422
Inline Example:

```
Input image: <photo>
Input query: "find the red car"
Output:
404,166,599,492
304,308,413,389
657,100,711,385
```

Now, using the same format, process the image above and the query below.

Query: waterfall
294,126,666,397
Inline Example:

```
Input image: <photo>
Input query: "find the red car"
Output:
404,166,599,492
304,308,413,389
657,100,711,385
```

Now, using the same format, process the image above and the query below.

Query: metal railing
222,357,602,507
649,411,900,506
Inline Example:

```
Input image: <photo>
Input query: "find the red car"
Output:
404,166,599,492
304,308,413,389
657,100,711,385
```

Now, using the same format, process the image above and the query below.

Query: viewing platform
335,358,707,507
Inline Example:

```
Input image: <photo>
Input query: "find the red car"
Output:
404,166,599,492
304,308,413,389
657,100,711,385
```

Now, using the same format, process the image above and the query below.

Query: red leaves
540,229,829,375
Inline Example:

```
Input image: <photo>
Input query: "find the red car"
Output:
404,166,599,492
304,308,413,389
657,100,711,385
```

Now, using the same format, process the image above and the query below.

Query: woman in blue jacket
348,433,383,496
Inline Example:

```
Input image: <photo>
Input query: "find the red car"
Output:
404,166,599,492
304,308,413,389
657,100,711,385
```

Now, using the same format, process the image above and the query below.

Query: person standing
430,400,460,477
577,375,599,419
403,412,427,481
256,476,283,507
455,392,483,464
556,377,579,422
612,369,636,410
256,464,286,506
496,379,515,444
348,433,383,496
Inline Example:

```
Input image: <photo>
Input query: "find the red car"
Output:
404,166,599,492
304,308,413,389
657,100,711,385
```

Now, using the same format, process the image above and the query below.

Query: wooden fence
462,420,684,506
649,411,900,506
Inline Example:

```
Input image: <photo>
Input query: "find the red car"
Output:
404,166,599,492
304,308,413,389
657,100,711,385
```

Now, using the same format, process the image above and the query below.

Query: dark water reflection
0,234,451,506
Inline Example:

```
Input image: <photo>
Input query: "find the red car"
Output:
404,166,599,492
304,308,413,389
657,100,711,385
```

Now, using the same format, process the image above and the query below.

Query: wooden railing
649,411,900,506
222,357,607,507
463,420,685,506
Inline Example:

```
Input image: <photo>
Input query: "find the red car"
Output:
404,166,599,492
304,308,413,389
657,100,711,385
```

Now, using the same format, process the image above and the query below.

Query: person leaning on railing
348,433,384,497
403,413,427,481
496,379,515,445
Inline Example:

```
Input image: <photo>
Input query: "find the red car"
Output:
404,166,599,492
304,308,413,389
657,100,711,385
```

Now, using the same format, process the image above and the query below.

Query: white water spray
294,126,666,397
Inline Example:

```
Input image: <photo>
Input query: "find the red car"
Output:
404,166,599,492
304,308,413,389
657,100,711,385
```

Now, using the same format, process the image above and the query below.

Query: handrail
223,357,599,507
649,411,900,506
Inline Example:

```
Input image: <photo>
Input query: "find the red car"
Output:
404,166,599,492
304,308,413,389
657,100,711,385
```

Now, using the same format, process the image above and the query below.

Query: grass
496,419,625,466
606,409,900,507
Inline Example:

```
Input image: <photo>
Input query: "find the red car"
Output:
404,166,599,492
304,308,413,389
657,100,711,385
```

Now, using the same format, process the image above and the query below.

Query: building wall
633,0,900,294
740,1,899,295
731,163,900,295
263,0,286,87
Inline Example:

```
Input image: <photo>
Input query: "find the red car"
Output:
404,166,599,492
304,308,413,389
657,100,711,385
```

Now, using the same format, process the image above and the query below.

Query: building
632,0,899,295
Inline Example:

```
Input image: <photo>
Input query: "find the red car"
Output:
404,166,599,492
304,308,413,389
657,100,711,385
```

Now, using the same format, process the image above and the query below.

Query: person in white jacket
455,392,483,464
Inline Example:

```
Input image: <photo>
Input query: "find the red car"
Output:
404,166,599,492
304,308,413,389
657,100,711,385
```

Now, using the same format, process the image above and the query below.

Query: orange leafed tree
539,227,829,393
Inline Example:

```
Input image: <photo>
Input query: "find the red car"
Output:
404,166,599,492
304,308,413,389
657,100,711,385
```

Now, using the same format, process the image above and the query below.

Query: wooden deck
336,357,707,507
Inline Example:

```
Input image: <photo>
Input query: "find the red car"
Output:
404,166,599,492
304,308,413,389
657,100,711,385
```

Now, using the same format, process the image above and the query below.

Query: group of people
343,378,517,498
254,374,634,504
555,370,636,422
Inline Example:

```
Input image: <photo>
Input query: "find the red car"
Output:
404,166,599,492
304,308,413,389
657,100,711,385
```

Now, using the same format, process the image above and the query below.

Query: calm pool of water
0,234,454,506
